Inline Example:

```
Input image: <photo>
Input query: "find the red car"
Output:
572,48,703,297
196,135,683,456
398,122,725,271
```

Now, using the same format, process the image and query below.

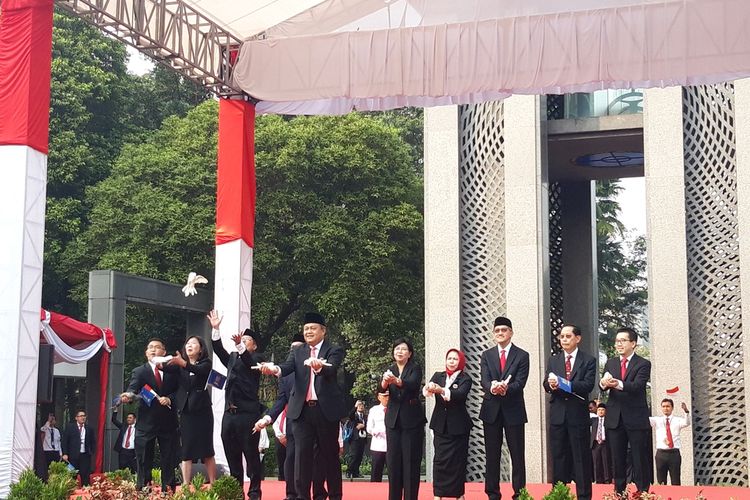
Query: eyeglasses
614,338,634,344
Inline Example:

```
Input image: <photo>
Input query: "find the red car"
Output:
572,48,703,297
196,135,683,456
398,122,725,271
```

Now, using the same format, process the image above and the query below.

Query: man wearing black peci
600,327,652,496
261,312,346,500
480,316,529,500
543,324,597,500
111,409,137,473
120,338,180,491
207,309,267,500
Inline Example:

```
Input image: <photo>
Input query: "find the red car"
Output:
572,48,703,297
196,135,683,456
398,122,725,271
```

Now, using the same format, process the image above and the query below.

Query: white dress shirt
366,404,387,452
649,414,690,450
121,424,136,450
41,423,61,453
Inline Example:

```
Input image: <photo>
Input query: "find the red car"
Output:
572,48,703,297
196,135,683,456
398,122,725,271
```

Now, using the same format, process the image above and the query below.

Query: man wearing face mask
207,309,266,500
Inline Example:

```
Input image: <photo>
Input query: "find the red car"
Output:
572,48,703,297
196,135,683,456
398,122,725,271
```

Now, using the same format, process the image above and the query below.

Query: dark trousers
386,422,423,500
221,411,262,499
135,427,179,490
284,422,298,499
370,450,386,482
348,438,366,476
118,449,137,473
276,438,287,481
483,421,526,500
44,450,61,471
592,441,612,483
294,404,341,500
608,425,651,493
69,452,92,486
655,449,681,485
550,423,593,500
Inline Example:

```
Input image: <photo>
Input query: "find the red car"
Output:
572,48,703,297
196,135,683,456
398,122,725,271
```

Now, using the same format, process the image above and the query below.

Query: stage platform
247,479,748,499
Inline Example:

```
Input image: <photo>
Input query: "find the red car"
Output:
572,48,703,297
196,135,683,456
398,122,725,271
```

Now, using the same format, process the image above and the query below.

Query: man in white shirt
366,390,389,482
649,399,691,485
40,413,62,471
111,409,137,473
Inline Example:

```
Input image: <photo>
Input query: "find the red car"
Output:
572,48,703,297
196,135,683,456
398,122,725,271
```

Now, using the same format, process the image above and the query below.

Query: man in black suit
111,409,137,473
254,333,305,500
207,310,267,500
591,403,612,484
61,409,96,485
543,324,596,500
261,312,346,500
480,316,529,500
599,327,652,495
120,338,180,491
346,400,368,478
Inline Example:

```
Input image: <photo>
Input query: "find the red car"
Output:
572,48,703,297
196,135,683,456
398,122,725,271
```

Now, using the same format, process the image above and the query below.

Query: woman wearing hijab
382,337,426,500
424,349,473,500
165,335,216,483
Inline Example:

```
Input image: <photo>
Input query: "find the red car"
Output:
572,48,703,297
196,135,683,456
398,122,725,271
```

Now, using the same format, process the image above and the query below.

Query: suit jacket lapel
502,345,517,378
569,352,580,380
625,354,639,380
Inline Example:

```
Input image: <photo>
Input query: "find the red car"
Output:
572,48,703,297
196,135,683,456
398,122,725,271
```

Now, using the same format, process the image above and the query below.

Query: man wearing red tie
599,327,652,496
649,399,690,485
61,410,96,485
260,313,346,500
111,409,137,473
480,316,529,500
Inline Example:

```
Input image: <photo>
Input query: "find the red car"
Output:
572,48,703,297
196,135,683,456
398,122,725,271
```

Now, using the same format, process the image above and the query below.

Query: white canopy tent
179,0,750,115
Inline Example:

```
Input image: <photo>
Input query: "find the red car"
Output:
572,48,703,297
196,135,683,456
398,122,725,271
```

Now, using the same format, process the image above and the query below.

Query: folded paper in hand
205,369,227,390
304,358,332,367
140,384,159,407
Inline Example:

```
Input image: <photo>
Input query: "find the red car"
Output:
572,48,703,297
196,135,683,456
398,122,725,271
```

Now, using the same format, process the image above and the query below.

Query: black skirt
432,431,469,497
180,406,215,460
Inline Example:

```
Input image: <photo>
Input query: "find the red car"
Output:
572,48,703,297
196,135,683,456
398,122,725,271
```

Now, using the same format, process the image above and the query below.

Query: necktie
306,346,317,401
666,417,674,448
597,417,604,444
500,349,507,373
125,425,132,449
79,424,83,435
620,357,628,380
565,354,572,379
154,365,162,388
48,428,55,450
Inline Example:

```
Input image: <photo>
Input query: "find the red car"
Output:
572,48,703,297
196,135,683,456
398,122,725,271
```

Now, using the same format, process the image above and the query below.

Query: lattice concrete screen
549,182,564,356
458,101,509,482
683,83,748,486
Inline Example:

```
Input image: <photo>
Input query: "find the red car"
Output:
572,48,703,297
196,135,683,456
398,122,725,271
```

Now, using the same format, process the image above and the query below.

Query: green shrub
191,473,206,490
104,468,136,484
8,469,45,499
518,487,535,500
541,482,575,500
41,472,77,500
48,460,76,480
209,474,243,500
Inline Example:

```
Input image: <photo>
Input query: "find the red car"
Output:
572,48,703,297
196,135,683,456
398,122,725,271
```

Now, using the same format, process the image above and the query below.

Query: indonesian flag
666,386,680,395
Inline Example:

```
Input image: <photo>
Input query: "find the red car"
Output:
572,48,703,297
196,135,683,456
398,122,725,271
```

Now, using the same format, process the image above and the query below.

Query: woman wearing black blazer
382,337,426,500
424,349,473,500
165,335,216,483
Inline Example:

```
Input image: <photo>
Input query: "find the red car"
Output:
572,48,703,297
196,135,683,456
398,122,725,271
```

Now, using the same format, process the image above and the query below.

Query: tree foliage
596,180,648,356
44,11,207,315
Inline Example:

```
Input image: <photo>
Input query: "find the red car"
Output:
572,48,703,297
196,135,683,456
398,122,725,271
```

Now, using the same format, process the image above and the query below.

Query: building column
423,105,462,479
212,98,256,469
503,94,550,483
643,86,694,484
0,1,54,495
733,78,750,479
559,181,598,354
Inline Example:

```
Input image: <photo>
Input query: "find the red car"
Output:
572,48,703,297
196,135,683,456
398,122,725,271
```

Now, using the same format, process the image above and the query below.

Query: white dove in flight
182,272,208,296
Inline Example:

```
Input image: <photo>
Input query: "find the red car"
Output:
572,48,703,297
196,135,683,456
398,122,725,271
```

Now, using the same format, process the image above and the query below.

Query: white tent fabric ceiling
183,0,750,115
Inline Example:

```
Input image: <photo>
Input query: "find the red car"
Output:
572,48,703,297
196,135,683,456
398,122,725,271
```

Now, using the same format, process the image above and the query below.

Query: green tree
67,107,424,395
45,12,207,315
596,180,648,356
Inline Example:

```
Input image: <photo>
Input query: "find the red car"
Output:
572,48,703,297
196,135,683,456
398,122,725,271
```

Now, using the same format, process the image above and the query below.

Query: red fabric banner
0,0,54,153
216,98,256,247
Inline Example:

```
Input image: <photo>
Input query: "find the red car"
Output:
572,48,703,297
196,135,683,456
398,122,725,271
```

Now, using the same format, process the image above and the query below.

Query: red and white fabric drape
40,309,117,474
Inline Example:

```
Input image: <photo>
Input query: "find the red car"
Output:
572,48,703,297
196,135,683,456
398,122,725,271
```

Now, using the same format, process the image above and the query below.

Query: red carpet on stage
251,479,749,499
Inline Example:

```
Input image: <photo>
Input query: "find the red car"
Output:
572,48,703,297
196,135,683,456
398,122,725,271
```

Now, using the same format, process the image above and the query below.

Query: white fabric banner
232,0,750,114
40,310,108,364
